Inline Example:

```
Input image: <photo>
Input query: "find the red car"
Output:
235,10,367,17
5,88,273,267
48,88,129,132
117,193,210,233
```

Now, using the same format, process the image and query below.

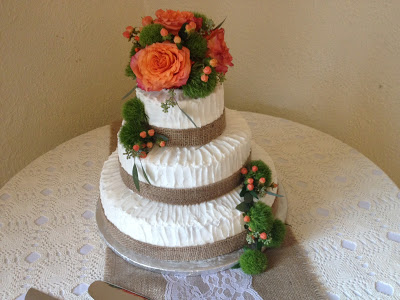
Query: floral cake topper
123,9,233,97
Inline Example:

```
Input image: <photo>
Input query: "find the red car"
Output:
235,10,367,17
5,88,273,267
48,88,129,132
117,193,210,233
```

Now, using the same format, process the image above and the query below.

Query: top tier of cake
136,84,224,129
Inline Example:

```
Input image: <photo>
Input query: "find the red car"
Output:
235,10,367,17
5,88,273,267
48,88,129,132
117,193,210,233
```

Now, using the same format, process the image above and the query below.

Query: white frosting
100,143,278,247
136,84,225,129
118,109,252,188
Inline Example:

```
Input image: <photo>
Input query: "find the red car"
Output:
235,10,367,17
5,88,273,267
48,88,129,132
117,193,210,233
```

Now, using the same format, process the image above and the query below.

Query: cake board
96,184,288,276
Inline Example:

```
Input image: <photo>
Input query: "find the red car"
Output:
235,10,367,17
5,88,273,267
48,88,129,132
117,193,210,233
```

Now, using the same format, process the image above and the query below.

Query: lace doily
0,112,399,299
163,270,262,300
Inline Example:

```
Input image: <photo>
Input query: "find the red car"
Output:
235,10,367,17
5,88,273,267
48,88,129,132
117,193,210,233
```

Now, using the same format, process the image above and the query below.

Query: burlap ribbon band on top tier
151,110,226,147
119,155,251,205
98,200,247,261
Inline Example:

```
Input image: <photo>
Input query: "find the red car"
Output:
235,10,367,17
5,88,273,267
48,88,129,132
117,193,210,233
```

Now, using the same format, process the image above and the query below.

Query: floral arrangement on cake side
233,161,286,275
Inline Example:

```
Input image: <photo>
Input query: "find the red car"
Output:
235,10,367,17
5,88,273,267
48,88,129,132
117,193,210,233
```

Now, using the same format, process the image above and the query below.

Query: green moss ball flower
239,249,268,274
184,32,207,60
139,24,164,47
182,63,217,98
268,219,286,248
122,97,148,123
247,201,274,234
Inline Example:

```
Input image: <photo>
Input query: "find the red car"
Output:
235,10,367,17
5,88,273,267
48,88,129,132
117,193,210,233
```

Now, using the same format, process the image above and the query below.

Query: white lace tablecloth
1,112,399,300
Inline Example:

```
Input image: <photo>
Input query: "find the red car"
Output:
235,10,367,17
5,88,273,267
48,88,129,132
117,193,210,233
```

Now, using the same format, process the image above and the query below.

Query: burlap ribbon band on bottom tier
151,109,226,147
119,155,251,205
99,200,248,261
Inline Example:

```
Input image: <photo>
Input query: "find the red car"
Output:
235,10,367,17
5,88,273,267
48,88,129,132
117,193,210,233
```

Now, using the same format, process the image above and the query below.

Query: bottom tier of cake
99,142,278,261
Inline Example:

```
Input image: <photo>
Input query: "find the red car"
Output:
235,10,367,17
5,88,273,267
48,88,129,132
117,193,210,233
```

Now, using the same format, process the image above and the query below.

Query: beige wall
0,0,140,186
1,1,400,187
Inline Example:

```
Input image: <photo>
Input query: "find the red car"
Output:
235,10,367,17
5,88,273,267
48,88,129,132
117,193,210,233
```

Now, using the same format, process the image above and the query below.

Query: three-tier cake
98,9,285,274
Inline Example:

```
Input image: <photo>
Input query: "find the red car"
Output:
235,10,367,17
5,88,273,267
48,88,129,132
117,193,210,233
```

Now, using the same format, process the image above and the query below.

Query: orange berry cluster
122,26,142,53
123,26,140,40
240,165,267,191
132,129,166,159
200,59,217,83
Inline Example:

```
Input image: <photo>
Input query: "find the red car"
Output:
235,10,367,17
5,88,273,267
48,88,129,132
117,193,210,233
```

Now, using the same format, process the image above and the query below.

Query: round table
0,112,399,300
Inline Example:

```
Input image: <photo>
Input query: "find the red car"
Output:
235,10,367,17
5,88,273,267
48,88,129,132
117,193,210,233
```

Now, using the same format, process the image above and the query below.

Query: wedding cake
99,9,285,275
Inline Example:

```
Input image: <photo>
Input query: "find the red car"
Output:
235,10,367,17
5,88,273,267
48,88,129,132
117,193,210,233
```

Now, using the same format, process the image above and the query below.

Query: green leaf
178,23,189,41
239,186,247,197
213,17,226,30
250,190,259,199
139,158,152,185
236,202,250,212
132,161,140,192
121,86,136,101
154,133,169,142
267,191,284,197
176,102,198,128
176,43,183,50
231,263,241,269
244,193,253,204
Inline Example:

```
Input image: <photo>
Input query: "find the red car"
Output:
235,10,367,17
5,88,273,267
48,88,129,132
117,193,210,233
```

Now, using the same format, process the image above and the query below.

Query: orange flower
206,28,233,74
160,28,169,37
154,9,194,35
122,31,131,39
209,58,218,67
203,66,211,75
130,42,191,91
201,74,208,82
173,36,181,44
142,16,153,26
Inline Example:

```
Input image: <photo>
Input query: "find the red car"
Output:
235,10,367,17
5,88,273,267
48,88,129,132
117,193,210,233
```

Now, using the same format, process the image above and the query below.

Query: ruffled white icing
100,143,278,247
118,109,252,188
136,84,225,129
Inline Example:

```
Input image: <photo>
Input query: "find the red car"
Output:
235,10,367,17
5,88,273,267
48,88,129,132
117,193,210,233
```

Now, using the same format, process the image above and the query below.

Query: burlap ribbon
119,155,251,205
99,200,247,261
151,110,226,147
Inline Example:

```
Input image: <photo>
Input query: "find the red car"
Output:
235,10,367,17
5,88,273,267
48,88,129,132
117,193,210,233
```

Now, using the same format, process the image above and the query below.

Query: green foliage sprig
160,89,198,128
161,89,177,113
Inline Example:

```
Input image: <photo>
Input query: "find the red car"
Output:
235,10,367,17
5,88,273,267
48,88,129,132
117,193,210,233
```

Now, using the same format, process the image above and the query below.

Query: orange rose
130,42,191,91
154,9,194,35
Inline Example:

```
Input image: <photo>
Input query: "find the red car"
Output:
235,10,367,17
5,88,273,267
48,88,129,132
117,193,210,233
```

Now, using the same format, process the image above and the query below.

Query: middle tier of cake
118,109,252,189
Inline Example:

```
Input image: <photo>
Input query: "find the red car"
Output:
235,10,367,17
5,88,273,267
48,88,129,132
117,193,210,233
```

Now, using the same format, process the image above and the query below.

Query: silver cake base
97,185,288,276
